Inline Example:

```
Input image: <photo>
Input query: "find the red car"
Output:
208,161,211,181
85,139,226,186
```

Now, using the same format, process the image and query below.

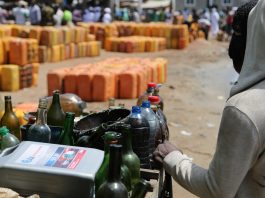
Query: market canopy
121,0,171,9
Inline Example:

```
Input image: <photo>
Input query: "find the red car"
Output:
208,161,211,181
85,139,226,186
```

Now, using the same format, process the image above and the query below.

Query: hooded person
153,0,265,197
103,7,111,24
210,7,220,37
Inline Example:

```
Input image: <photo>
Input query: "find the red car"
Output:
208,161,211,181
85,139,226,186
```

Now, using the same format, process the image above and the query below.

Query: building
174,0,252,10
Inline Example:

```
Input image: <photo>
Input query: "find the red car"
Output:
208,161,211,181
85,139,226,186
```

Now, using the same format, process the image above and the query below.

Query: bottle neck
108,146,122,182
51,93,61,108
4,99,13,113
36,108,47,125
122,128,133,154
63,115,74,136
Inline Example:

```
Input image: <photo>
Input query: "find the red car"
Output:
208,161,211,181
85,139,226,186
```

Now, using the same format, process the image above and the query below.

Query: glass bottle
96,144,128,198
27,99,51,143
136,82,156,107
59,112,75,146
0,126,20,150
153,84,164,111
95,132,131,193
120,124,140,187
160,173,173,198
0,96,20,140
47,90,65,127
128,106,150,168
108,98,115,109
131,179,151,198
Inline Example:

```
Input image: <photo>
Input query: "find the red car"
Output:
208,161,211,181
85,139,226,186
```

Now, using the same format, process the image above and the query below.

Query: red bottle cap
148,96,160,103
147,82,157,88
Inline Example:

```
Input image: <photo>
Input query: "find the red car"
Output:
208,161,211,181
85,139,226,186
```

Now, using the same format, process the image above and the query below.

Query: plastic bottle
148,96,169,144
47,90,65,127
153,84,164,111
96,144,128,198
128,106,150,168
136,82,156,107
141,100,160,156
27,99,51,143
0,126,20,150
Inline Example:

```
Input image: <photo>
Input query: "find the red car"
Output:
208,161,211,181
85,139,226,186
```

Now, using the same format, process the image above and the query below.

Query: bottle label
16,144,86,169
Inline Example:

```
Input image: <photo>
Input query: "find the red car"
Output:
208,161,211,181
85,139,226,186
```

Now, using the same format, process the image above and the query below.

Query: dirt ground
2,39,237,197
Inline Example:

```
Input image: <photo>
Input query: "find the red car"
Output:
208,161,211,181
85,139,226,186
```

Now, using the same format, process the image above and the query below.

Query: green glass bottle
120,124,140,187
131,179,151,198
95,132,131,193
47,90,65,127
0,96,20,140
27,99,51,143
0,126,20,150
96,144,128,198
59,112,75,146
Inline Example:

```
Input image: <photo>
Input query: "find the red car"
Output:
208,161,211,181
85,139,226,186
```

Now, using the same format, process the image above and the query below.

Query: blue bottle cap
141,101,150,108
132,106,141,114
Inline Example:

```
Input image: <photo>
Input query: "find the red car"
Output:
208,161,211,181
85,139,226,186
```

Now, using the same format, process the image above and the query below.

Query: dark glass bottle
120,124,140,187
95,132,131,193
59,112,75,146
47,90,65,127
27,99,51,143
96,144,128,198
128,106,150,168
136,82,156,106
0,96,20,140
160,173,173,198
131,179,151,198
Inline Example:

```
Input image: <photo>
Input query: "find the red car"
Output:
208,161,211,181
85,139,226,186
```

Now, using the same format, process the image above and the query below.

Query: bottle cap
132,106,141,114
53,90,60,94
147,82,156,88
148,96,160,104
66,112,75,118
4,96,11,100
0,126,9,136
141,100,151,108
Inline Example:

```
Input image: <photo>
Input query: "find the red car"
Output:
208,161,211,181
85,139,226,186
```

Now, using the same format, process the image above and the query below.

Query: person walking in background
122,8,129,22
29,0,41,25
165,7,172,24
41,3,54,26
0,7,8,24
102,7,112,24
154,1,265,198
133,9,140,23
53,5,64,26
210,7,220,38
93,6,101,22
12,2,29,25
72,4,83,24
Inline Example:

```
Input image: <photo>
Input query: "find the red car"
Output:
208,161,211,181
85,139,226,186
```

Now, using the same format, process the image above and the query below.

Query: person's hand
153,141,182,168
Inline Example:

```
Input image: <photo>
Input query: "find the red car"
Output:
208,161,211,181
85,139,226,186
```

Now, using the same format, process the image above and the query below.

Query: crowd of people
0,1,237,41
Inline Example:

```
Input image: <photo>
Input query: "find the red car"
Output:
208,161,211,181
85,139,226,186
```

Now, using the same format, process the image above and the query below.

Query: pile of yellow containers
0,36,40,92
47,57,168,101
105,36,166,53
78,22,192,50
3,25,101,63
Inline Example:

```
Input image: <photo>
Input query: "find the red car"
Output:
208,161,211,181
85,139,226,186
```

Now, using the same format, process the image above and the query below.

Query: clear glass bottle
136,82,156,107
59,112,75,146
96,144,128,198
27,99,51,143
47,90,65,127
0,96,20,140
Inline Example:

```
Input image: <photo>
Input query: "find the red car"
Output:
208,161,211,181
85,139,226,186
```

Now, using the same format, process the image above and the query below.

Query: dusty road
2,39,237,197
